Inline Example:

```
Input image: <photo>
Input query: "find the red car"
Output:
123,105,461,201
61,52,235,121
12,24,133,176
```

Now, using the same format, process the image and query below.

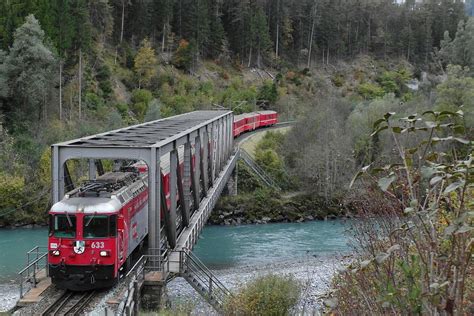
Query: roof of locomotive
50,197,122,214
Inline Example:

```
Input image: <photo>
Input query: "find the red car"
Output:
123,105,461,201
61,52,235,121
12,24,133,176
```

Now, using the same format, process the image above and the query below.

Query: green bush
131,89,153,121
115,103,129,117
377,69,412,96
172,39,194,71
85,92,104,110
257,80,278,104
0,172,25,224
224,274,300,316
254,131,292,189
357,82,385,100
332,74,345,87
96,64,112,97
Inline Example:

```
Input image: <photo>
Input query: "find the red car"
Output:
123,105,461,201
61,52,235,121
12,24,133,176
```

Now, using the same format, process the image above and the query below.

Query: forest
0,0,473,314
0,0,472,222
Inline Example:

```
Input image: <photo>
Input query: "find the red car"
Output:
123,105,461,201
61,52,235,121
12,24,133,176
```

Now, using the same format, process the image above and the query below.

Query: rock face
208,192,347,226
209,208,346,225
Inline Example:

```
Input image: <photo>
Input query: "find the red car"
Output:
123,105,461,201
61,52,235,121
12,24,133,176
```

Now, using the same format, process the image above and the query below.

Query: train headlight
51,250,60,256
99,250,110,257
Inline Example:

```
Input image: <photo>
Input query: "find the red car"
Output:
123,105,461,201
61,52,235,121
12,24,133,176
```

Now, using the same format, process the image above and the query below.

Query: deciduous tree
134,39,157,88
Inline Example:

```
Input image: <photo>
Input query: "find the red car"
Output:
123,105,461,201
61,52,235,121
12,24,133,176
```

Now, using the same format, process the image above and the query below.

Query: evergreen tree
195,0,211,57
2,15,56,123
208,1,227,60
250,5,272,67
152,0,174,52
172,39,194,71
440,17,474,75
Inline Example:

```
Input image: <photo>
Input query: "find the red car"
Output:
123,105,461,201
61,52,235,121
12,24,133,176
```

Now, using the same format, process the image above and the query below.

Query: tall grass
224,274,301,316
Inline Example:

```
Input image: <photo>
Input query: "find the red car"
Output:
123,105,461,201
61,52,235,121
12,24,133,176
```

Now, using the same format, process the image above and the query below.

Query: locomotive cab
48,206,120,291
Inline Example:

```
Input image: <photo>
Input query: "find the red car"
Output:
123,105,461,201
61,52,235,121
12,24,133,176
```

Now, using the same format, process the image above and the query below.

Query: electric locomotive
48,165,148,290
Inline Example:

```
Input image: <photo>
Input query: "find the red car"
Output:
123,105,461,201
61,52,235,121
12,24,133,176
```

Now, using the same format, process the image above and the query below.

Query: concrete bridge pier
141,282,164,311
225,163,238,196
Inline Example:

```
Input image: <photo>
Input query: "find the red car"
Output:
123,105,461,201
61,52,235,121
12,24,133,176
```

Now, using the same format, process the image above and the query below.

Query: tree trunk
367,14,371,53
307,17,315,68
327,46,329,65
275,23,279,58
162,22,166,53
120,0,125,44
384,20,388,60
257,44,261,68
275,0,280,58
179,0,183,37
78,49,82,120
59,61,62,121
43,93,47,121
248,47,252,68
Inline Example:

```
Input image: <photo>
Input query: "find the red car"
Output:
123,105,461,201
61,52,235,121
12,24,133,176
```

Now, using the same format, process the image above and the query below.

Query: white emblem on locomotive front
73,240,85,254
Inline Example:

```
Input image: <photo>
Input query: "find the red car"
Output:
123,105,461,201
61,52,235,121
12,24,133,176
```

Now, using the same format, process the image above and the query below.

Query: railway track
40,290,96,316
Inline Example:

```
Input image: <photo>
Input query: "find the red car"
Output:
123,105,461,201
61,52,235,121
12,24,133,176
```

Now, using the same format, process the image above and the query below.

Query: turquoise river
0,220,351,283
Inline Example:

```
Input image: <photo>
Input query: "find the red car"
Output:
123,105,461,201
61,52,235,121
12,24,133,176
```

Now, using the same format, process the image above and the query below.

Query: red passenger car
233,110,278,137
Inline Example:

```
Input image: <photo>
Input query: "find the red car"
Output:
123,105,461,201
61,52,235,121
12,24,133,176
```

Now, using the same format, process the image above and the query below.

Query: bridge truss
51,111,235,266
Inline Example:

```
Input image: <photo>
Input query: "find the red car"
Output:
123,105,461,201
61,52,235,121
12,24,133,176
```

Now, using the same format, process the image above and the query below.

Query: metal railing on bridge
239,148,281,191
18,246,48,298
120,248,231,315
178,249,231,312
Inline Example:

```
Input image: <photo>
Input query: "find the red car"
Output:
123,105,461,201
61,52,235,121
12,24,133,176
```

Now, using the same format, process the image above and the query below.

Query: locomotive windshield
50,214,76,238
83,214,117,238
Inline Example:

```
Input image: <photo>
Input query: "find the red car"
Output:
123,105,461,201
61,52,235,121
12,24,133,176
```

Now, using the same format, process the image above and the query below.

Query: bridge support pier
225,164,238,196
141,283,164,311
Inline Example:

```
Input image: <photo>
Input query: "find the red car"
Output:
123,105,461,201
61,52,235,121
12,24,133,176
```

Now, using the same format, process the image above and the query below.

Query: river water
193,220,350,269
0,220,350,283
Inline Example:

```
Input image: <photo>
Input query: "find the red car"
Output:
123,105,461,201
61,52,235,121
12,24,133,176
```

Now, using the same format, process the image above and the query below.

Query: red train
233,110,278,137
48,111,278,290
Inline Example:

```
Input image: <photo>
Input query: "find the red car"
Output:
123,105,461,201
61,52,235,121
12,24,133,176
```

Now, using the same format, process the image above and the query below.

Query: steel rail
40,290,71,316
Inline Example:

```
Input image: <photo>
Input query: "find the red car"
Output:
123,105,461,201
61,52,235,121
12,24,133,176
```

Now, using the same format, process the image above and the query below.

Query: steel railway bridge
49,110,253,313
16,110,287,314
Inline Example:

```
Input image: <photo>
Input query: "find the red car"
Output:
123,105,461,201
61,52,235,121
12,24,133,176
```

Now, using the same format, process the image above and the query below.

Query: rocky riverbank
165,255,352,315
208,192,348,226
0,283,20,312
